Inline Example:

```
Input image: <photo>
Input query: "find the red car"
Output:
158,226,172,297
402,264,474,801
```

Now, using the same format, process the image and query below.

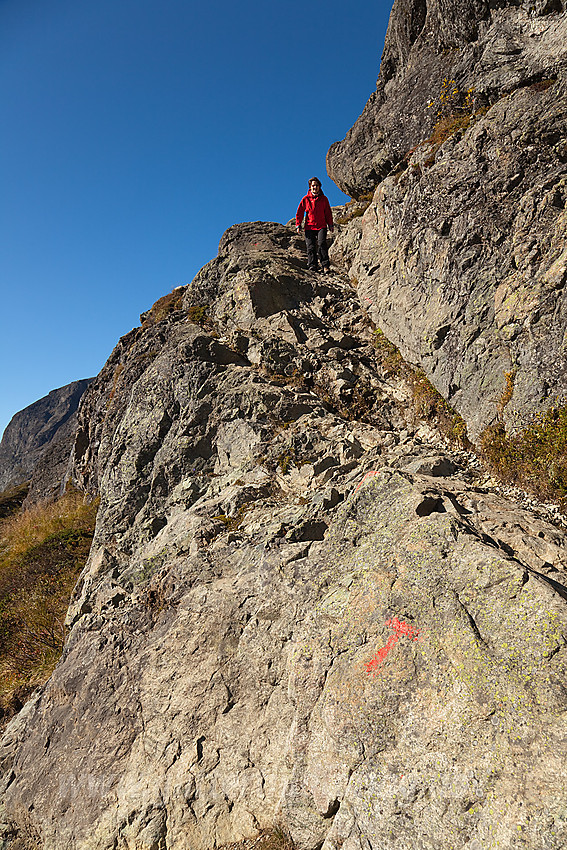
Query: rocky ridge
0,379,92,504
1,222,567,849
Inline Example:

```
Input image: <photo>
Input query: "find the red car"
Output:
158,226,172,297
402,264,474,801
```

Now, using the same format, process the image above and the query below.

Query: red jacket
296,192,334,231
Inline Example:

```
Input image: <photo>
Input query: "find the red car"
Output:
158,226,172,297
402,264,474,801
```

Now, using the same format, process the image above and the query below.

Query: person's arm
296,198,305,231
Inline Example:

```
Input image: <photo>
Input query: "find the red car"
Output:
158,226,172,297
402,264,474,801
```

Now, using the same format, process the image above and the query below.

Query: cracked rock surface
1,222,567,849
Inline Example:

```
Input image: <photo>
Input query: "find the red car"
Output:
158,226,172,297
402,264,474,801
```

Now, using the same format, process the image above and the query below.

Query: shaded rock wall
0,380,92,501
2,223,567,850
328,1,567,437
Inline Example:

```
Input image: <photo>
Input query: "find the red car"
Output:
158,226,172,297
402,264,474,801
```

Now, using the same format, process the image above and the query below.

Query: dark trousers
305,228,329,271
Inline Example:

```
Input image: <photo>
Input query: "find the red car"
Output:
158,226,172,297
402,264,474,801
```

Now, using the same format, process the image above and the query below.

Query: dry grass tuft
498,370,516,415
1,490,96,558
530,78,556,93
335,190,375,224
219,826,294,850
186,304,209,324
427,111,472,147
0,482,30,519
142,289,185,328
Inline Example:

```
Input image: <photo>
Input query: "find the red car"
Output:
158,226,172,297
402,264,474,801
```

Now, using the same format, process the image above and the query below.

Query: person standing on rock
295,177,334,274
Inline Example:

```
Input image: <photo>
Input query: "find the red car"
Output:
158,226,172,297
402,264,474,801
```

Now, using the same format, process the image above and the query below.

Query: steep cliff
0,380,92,502
2,2,567,848
328,0,567,437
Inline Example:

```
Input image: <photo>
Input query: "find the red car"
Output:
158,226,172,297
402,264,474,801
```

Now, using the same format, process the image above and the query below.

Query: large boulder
327,0,567,198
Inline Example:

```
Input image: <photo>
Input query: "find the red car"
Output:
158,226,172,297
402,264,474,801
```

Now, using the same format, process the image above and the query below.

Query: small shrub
218,826,294,850
259,826,294,850
335,193,374,225
134,349,159,364
212,503,254,534
277,451,295,475
373,329,405,375
212,513,238,531
143,289,185,327
411,369,447,417
186,304,208,325
498,370,516,414
427,111,473,148
480,406,567,508
416,79,489,167
446,416,469,445
427,78,475,122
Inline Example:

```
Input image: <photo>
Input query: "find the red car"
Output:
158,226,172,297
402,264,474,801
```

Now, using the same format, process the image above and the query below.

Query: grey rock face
328,2,567,437
0,380,92,500
327,0,567,197
2,221,567,850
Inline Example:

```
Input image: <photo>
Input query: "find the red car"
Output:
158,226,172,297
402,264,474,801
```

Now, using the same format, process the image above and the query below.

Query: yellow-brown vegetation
530,78,556,93
142,289,185,328
0,490,98,719
107,362,125,406
480,406,567,508
419,79,488,166
0,482,29,519
186,304,208,324
498,369,516,414
335,190,375,224
219,826,294,850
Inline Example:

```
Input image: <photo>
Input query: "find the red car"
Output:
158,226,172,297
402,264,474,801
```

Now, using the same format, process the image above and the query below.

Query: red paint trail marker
366,617,421,674
355,470,380,491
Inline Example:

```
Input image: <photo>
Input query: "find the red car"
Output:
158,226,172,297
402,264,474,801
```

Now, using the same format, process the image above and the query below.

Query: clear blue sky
1,0,391,439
